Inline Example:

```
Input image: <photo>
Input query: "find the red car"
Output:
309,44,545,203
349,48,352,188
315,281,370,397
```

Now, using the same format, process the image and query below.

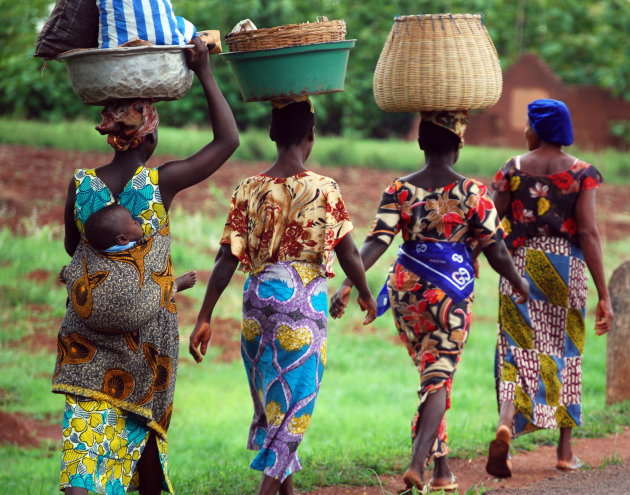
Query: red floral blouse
491,157,602,250
220,171,353,276
367,177,503,249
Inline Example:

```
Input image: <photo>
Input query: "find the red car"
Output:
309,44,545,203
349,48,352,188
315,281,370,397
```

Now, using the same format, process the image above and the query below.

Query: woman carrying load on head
54,38,239,495
188,97,377,495
330,111,529,493
485,98,614,478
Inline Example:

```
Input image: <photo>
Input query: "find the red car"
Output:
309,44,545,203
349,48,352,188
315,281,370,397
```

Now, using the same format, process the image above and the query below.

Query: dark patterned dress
491,157,602,436
54,167,175,494
220,171,353,482
367,178,503,461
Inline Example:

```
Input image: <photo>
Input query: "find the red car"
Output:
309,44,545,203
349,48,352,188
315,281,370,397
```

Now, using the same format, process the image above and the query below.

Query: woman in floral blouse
189,99,377,495
486,99,614,478
330,111,529,493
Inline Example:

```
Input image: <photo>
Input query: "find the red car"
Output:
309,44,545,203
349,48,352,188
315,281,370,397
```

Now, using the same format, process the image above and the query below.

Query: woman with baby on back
54,38,238,494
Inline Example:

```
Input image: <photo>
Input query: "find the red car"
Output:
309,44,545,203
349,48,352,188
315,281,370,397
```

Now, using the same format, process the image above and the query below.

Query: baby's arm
333,234,377,324
482,241,529,303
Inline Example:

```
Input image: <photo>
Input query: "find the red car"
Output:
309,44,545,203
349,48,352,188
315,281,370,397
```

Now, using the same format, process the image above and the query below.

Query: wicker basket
373,14,502,112
225,19,346,52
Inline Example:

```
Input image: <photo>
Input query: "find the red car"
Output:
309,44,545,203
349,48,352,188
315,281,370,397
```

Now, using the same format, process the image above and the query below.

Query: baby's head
84,205,144,250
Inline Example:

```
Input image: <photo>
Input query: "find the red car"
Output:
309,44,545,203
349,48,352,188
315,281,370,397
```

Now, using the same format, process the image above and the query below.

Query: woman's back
220,171,352,276
492,156,602,249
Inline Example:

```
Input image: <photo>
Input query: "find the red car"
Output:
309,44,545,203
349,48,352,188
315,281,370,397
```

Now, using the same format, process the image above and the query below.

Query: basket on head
373,14,502,112
225,19,346,52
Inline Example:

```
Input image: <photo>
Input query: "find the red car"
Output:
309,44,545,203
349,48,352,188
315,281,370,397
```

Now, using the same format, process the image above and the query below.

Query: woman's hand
189,320,212,363
594,298,614,336
512,277,530,304
357,294,378,325
185,36,211,75
330,284,352,319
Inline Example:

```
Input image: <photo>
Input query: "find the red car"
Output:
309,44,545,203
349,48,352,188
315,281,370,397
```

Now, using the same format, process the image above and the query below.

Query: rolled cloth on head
527,98,573,146
527,98,574,146
271,95,314,113
96,100,159,151
420,110,469,143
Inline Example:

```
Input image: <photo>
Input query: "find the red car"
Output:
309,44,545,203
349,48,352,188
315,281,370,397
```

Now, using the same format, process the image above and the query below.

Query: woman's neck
265,146,309,177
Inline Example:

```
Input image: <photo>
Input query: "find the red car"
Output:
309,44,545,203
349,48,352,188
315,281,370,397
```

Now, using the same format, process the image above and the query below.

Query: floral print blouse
491,157,602,250
367,178,503,249
220,171,353,277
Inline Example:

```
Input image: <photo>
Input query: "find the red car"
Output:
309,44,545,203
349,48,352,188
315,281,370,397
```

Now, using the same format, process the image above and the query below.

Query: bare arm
63,178,81,256
493,189,510,219
189,244,239,362
576,188,613,335
158,38,239,210
333,233,377,324
482,241,529,303
330,236,388,319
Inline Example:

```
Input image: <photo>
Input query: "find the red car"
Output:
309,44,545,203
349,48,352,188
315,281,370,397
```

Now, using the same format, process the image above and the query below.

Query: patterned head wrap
271,95,314,113
527,99,574,146
420,110,469,144
95,100,159,151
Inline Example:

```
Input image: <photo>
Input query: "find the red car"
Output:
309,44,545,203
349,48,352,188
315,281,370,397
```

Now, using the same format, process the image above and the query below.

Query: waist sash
377,240,475,316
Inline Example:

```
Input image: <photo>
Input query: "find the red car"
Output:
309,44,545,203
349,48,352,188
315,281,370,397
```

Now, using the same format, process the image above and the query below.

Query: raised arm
575,188,613,335
189,244,239,362
158,38,240,210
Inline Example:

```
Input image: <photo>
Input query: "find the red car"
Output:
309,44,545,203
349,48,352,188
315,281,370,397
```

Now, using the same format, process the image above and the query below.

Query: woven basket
373,14,502,112
225,19,346,52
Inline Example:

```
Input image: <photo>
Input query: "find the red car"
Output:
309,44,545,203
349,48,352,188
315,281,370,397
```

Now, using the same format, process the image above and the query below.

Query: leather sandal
556,456,584,471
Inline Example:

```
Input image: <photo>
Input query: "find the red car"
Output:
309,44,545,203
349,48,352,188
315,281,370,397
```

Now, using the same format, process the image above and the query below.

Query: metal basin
221,40,356,102
57,45,194,105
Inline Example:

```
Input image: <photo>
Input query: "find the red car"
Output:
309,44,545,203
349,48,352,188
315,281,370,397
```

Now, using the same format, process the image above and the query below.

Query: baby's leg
175,270,197,292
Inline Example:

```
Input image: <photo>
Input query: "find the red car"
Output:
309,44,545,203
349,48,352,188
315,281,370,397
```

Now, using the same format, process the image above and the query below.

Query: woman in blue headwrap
486,99,614,478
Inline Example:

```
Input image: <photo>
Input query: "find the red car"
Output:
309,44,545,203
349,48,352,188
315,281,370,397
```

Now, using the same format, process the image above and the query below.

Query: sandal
402,469,427,494
486,425,512,478
428,474,458,492
556,456,584,471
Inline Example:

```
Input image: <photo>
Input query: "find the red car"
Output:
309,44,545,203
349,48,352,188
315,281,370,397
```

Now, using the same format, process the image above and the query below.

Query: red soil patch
0,410,59,447
308,427,630,494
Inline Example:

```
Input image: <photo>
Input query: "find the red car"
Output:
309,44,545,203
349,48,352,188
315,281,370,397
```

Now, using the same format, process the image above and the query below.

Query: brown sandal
556,456,584,471
486,425,512,478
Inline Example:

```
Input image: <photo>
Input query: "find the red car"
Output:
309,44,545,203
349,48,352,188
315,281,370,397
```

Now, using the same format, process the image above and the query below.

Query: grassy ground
1,118,629,183
1,208,629,494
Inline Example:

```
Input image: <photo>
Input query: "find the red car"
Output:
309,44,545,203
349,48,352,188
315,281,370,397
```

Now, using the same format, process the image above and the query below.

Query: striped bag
97,0,197,48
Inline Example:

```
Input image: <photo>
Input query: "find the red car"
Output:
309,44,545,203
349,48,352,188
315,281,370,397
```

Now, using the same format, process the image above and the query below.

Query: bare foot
402,468,426,493
486,425,512,478
175,270,197,292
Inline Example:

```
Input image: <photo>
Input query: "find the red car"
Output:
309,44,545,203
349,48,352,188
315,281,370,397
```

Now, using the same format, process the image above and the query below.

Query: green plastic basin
221,40,356,102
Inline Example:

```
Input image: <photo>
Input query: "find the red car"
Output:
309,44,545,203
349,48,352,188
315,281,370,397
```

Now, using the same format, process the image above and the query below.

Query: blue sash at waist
377,240,475,316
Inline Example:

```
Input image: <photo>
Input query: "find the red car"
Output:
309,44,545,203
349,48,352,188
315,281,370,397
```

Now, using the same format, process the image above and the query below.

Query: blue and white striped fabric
97,0,197,48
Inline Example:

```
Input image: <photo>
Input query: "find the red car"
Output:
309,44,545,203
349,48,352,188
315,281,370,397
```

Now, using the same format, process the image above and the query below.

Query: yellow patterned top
220,171,353,277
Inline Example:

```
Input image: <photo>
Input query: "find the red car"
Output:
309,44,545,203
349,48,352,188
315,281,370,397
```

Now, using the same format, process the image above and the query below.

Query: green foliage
1,1,628,136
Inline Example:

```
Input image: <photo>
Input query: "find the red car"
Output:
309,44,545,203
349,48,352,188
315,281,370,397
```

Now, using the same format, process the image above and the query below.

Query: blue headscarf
527,99,574,146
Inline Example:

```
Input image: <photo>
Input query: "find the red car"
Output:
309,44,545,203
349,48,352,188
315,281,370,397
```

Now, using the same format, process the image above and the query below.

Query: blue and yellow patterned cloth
60,394,173,494
73,167,167,237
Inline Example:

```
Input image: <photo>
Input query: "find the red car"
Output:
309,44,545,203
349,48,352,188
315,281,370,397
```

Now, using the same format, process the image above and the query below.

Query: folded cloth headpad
97,0,197,48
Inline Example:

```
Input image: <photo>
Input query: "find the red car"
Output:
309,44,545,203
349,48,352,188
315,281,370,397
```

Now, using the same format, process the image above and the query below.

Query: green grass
1,117,629,183
1,207,629,494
